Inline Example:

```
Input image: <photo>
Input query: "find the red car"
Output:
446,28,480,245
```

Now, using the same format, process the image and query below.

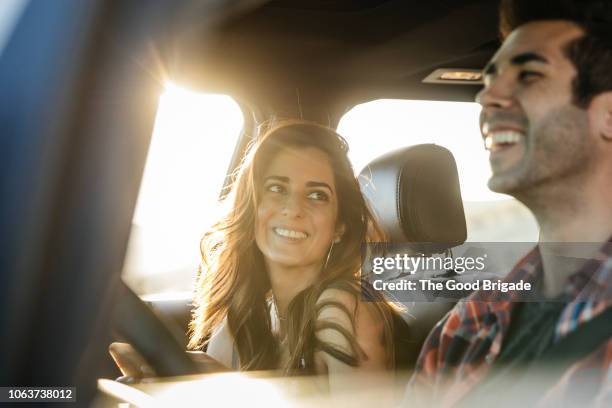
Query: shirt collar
475,238,612,309
501,238,612,301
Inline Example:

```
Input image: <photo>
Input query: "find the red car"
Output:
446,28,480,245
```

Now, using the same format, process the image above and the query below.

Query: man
409,1,612,406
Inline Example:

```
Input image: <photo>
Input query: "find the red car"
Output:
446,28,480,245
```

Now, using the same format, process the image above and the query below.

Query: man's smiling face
477,21,597,196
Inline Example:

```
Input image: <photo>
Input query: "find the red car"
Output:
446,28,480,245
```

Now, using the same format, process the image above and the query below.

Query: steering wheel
111,281,200,377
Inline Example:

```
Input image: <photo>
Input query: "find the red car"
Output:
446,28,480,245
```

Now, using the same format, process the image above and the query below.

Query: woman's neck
266,261,323,318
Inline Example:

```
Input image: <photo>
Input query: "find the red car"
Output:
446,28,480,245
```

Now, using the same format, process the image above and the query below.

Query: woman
111,121,409,396
188,120,408,387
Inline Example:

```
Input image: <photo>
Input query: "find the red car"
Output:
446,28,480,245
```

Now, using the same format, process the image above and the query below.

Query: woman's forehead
263,146,335,185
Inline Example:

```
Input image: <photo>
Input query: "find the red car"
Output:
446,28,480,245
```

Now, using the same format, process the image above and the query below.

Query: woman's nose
281,194,304,218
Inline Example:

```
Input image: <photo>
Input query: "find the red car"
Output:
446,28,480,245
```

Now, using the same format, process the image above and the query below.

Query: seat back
358,144,467,366
359,143,466,254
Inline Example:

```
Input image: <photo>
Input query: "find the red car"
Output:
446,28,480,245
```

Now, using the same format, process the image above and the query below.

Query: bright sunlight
124,94,536,295
122,84,243,293
338,99,509,202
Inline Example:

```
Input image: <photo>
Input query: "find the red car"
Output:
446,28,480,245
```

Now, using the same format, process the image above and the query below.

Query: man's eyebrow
510,52,549,65
482,52,549,76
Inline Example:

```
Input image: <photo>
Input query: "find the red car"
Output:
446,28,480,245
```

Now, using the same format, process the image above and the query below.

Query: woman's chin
270,257,308,268
265,253,321,270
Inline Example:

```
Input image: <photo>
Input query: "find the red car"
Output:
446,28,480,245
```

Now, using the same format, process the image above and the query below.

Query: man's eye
308,191,329,201
518,71,542,82
267,184,285,193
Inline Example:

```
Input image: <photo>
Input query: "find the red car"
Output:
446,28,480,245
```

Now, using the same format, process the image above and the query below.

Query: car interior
1,0,544,405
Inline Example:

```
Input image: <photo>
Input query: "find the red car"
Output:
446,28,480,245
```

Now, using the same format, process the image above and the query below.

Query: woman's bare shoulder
314,283,387,369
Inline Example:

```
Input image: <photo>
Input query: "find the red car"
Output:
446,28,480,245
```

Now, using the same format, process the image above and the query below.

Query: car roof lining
166,0,500,120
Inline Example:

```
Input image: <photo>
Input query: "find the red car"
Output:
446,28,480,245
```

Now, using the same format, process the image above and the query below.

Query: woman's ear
334,224,346,243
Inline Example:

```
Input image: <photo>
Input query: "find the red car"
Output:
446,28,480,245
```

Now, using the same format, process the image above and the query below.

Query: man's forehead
491,20,583,65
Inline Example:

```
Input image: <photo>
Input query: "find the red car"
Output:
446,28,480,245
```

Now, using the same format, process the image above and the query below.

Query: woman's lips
273,227,308,241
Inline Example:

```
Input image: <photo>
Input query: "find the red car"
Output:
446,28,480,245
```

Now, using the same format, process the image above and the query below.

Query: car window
337,99,539,242
0,0,28,57
122,84,244,296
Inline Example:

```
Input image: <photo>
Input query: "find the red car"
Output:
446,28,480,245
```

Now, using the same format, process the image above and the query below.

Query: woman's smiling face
255,146,341,270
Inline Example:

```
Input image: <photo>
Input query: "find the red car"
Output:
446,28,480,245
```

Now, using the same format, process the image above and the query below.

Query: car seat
358,144,467,366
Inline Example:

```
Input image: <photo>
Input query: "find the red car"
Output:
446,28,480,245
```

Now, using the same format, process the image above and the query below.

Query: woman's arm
206,318,236,369
313,288,397,403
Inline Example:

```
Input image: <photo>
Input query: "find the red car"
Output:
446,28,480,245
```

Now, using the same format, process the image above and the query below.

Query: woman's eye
266,184,285,194
307,191,329,201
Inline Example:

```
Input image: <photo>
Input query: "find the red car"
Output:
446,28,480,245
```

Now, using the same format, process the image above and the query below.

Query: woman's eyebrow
264,176,333,193
264,175,289,183
306,181,333,193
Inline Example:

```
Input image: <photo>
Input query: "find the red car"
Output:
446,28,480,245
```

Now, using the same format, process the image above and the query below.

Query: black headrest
359,144,467,254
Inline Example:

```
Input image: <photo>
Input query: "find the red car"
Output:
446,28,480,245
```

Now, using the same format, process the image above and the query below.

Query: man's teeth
274,228,308,239
485,131,524,150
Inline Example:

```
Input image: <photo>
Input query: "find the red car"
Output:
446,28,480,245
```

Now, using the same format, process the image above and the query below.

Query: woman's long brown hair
188,120,399,373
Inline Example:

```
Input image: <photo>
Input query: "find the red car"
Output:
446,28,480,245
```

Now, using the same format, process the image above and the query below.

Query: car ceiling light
423,69,483,85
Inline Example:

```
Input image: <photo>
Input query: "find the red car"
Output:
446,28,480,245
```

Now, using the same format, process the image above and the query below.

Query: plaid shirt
410,241,612,407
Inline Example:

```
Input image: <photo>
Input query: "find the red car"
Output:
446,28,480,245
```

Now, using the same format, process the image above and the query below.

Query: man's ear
605,103,612,142
334,224,346,243
592,92,612,142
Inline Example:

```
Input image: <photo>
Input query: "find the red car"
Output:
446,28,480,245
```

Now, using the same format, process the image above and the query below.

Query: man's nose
475,78,514,110
282,194,304,218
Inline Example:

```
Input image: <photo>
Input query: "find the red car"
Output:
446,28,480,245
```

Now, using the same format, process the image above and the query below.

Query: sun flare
123,84,244,287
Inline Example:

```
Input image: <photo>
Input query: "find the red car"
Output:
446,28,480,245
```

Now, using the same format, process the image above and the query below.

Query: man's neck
524,180,612,298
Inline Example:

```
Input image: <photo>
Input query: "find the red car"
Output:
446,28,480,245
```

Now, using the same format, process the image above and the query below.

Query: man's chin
487,173,523,195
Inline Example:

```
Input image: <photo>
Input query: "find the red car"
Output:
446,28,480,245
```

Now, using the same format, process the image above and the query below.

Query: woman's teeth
485,130,524,151
274,227,308,239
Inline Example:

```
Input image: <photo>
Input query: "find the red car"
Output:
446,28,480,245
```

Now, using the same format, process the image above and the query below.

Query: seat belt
510,306,612,404
459,306,612,407
538,306,612,364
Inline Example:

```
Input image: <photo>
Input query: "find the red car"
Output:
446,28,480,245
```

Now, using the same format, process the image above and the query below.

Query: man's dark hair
500,0,612,108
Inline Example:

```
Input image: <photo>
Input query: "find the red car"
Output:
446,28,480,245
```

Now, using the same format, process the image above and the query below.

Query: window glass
337,99,538,242
0,0,29,57
123,84,244,295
